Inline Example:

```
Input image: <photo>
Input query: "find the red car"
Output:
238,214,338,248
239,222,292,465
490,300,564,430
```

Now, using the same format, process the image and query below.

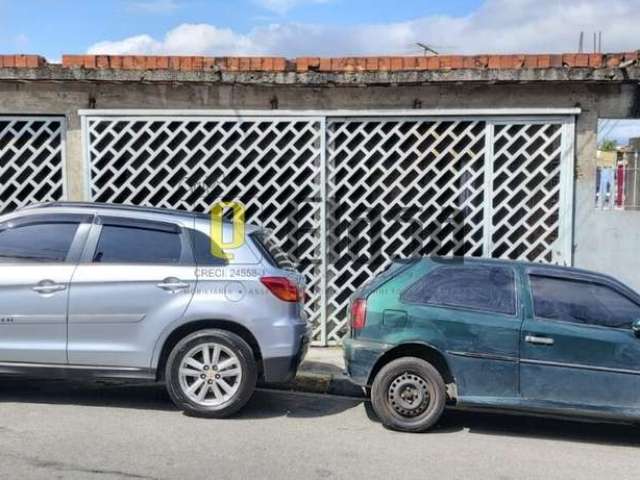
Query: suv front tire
165,329,257,417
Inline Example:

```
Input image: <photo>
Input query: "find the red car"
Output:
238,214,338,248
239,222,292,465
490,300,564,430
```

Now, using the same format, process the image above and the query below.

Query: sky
0,0,639,61
598,119,640,147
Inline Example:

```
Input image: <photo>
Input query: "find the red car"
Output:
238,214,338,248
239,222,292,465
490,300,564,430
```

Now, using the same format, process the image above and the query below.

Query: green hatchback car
343,257,640,432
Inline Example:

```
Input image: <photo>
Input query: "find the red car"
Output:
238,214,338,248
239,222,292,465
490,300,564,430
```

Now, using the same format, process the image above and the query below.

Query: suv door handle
157,277,190,292
525,335,555,346
32,280,67,294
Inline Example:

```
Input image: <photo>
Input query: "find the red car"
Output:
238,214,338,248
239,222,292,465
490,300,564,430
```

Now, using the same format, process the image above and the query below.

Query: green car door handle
525,335,555,346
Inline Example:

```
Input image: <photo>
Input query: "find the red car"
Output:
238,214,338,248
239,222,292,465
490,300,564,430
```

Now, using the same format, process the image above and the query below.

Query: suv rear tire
165,329,257,418
371,357,446,433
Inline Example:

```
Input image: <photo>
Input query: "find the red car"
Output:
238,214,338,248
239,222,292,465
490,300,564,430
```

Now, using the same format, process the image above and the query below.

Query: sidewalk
273,347,365,398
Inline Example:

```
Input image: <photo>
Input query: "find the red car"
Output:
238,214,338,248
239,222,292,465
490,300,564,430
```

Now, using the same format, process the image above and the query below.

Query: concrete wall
573,95,640,290
1,79,640,288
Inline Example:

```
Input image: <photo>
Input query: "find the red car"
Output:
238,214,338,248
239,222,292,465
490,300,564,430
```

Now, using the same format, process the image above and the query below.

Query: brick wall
0,55,47,68
1,52,639,72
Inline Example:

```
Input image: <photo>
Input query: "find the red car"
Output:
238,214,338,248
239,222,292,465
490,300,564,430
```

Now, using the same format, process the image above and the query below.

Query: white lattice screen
0,116,66,212
86,116,325,340
325,119,487,340
490,122,564,263
83,112,575,345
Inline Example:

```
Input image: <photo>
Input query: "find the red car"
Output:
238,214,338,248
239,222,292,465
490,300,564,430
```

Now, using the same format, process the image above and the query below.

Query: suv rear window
251,231,295,270
401,265,516,315
189,228,227,266
93,225,182,264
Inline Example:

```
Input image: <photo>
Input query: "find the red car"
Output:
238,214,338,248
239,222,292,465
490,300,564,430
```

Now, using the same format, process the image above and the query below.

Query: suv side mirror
633,319,640,338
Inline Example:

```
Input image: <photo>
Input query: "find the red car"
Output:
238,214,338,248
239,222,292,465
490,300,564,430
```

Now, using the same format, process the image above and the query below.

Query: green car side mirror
633,319,640,338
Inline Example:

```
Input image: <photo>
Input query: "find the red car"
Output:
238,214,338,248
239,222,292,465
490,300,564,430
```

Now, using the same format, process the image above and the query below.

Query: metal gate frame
80,108,578,345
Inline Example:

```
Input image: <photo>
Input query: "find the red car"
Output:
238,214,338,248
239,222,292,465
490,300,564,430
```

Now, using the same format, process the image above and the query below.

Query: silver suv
0,202,310,417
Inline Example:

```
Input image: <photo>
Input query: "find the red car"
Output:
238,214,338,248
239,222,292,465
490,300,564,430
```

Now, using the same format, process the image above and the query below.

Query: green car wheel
371,357,446,433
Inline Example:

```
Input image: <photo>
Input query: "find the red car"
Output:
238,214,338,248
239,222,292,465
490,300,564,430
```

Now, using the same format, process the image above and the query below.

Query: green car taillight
350,298,367,330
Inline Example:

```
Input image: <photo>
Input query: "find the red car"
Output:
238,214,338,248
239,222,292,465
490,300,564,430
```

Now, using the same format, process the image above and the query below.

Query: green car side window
530,275,640,330
401,266,516,315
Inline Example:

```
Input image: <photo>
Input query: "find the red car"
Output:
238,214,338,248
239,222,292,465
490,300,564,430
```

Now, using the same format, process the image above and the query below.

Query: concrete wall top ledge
77,107,583,117
0,65,639,86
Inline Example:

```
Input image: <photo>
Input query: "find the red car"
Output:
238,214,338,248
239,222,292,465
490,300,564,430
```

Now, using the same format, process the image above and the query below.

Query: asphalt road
0,379,637,480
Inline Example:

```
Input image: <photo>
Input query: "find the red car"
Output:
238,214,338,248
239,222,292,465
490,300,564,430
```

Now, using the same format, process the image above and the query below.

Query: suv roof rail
25,201,211,219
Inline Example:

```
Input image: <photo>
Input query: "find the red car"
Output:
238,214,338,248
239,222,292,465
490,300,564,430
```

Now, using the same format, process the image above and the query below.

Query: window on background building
596,119,640,210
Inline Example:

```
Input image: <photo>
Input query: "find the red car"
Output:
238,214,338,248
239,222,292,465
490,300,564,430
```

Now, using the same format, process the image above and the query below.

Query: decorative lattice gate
0,116,66,212
81,110,575,345
84,115,326,340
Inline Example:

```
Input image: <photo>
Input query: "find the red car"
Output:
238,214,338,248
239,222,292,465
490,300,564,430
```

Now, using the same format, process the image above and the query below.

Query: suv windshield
251,231,295,270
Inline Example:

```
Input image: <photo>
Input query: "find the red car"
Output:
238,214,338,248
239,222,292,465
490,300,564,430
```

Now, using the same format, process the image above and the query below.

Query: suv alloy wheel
166,329,258,417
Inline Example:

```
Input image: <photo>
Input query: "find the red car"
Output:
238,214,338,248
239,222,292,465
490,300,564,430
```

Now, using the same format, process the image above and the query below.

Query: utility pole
578,31,584,53
598,31,602,53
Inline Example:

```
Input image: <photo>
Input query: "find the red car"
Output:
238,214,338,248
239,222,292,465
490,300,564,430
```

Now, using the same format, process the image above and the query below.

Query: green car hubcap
388,372,430,417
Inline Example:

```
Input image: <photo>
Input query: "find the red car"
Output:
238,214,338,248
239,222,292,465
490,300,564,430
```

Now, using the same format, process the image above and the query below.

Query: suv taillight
350,298,367,330
260,277,300,303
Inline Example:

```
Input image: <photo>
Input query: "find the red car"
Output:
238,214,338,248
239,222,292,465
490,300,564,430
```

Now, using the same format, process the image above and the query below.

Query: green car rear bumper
343,337,389,387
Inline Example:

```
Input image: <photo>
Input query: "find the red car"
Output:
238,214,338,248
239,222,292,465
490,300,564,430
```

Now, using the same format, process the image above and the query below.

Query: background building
1,51,639,344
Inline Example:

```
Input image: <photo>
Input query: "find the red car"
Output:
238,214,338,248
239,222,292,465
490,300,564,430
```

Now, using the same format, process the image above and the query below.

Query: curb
268,371,366,398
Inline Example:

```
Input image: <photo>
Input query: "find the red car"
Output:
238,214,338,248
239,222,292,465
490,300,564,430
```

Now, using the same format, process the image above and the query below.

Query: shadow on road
239,389,362,420
440,409,640,447
364,402,640,447
1,377,638,447
0,378,177,411
0,378,362,420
